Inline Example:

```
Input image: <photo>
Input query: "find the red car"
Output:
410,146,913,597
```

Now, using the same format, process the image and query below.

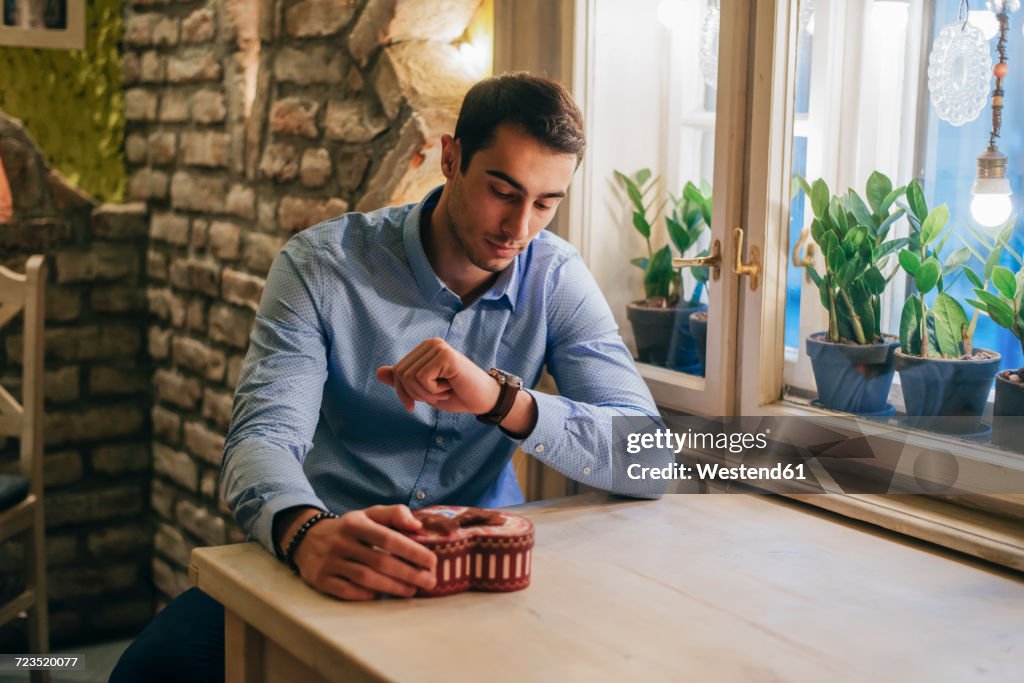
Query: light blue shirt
221,188,663,554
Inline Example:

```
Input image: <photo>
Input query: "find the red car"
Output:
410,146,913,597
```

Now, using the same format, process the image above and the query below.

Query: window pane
780,0,1024,447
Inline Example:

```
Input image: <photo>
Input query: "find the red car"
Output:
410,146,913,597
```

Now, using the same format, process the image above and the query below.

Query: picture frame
0,0,85,50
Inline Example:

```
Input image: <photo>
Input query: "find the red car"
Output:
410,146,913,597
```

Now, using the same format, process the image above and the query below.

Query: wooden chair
0,255,49,681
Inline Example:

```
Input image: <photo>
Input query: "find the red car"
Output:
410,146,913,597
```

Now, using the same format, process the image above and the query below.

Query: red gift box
404,506,535,597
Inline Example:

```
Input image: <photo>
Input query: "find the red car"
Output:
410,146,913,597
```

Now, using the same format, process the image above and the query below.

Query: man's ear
439,134,459,179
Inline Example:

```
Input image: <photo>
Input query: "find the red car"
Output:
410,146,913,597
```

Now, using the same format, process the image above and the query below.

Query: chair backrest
0,255,45,497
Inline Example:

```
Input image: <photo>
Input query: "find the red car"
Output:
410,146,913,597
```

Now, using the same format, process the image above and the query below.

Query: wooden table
189,493,1024,682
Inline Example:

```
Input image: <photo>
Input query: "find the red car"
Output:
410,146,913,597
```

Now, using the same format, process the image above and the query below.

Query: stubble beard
447,183,514,274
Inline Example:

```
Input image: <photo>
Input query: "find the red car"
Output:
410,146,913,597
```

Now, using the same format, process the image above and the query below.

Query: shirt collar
402,186,520,311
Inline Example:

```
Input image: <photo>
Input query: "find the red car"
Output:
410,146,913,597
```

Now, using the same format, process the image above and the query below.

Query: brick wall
0,115,152,648
126,0,481,608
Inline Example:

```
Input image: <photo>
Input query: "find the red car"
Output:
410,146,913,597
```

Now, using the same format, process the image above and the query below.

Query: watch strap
477,369,521,425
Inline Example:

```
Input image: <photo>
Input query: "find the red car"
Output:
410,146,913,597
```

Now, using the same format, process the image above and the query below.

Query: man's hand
375,338,500,414
279,505,437,601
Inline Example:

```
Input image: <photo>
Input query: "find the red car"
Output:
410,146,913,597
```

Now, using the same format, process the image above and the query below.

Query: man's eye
535,203,553,211
492,188,514,200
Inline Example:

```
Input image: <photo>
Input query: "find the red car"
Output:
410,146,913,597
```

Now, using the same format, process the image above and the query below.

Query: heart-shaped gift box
404,506,535,597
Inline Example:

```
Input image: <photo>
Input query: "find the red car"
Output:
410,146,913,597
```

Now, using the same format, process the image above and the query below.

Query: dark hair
453,72,586,173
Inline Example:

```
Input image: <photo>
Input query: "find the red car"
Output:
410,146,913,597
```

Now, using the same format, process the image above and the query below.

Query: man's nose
503,202,531,242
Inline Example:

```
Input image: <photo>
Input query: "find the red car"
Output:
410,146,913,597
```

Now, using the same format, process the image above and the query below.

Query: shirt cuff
511,390,585,470
253,491,329,558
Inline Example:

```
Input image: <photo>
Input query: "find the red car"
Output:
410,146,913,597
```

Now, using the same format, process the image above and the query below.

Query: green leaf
666,216,691,253
963,267,984,289
992,266,1017,300
877,208,906,239
811,178,830,219
818,280,831,310
865,171,892,216
619,174,646,215
632,212,651,239
794,175,813,201
899,249,921,276
830,198,849,236
877,238,908,261
635,168,652,186
932,293,968,357
984,244,1005,281
900,296,922,355
683,182,704,206
880,185,907,215
975,289,1015,329
966,297,989,314
906,180,927,223
630,257,649,270
925,313,943,358
915,259,940,294
846,190,874,229
643,245,674,299
864,267,886,295
827,242,847,274
806,265,823,287
921,204,949,245
942,247,971,277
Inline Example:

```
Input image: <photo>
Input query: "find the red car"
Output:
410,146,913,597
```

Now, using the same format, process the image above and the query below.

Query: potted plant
793,172,907,414
615,168,677,366
961,221,1023,446
894,180,1000,434
667,181,712,374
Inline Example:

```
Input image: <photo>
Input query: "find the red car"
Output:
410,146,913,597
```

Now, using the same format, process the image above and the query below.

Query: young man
112,72,662,682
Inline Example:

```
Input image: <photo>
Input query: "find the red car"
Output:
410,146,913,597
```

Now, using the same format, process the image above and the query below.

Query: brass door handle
733,227,761,292
792,227,816,283
672,240,722,281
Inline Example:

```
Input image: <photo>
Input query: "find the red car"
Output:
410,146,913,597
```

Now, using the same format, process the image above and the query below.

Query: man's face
441,124,578,273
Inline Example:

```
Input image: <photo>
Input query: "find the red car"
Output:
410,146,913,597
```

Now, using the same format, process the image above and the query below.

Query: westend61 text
626,462,807,482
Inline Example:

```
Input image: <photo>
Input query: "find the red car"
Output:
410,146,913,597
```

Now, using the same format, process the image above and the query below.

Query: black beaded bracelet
284,510,338,573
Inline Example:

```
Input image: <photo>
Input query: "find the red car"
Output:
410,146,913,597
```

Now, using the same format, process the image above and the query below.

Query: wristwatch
476,368,523,425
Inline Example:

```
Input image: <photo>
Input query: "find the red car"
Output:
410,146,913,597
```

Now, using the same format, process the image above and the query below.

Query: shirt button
416,490,426,501
583,466,592,475
435,435,444,445
535,444,545,454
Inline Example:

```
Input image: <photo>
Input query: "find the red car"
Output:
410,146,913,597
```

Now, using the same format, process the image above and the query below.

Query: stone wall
0,114,152,649
125,0,481,607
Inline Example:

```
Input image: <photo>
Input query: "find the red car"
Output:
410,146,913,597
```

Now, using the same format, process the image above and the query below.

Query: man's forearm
498,389,538,438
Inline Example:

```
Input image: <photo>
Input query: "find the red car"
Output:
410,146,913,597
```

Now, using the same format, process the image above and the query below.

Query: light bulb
972,148,1013,228
971,193,1013,228
656,0,687,30
968,10,1000,40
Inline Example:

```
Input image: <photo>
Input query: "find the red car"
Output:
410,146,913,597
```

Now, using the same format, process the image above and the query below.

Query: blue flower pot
894,349,1000,434
668,303,707,373
806,333,898,415
626,302,674,366
990,371,1024,449
688,311,708,376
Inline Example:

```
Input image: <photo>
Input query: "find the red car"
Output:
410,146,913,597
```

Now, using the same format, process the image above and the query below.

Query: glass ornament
927,21,993,126
699,2,720,89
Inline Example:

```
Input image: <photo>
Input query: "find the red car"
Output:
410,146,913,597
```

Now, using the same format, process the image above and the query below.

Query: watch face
490,368,523,388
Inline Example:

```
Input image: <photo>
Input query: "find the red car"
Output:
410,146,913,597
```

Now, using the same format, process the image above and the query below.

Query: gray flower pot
627,302,674,366
894,349,1000,434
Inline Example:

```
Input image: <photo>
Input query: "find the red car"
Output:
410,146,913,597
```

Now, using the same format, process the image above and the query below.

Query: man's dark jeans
109,587,225,683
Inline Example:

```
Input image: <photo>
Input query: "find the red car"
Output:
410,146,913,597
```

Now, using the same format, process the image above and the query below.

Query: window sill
782,492,1024,573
